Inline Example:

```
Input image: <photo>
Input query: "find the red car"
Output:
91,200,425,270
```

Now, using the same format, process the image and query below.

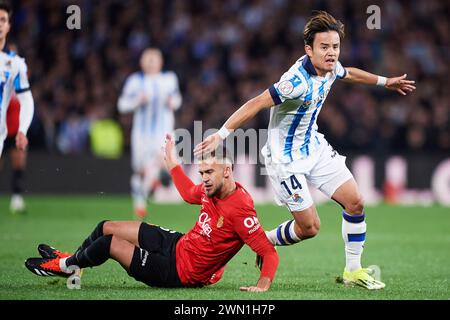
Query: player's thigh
138,223,183,254
265,161,314,212
103,221,141,246
331,178,364,213
128,246,182,288
307,142,354,200
109,235,135,271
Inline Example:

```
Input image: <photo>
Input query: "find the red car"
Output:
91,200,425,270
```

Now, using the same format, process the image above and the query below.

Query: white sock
266,219,301,246
131,174,146,209
342,211,366,272
59,257,70,273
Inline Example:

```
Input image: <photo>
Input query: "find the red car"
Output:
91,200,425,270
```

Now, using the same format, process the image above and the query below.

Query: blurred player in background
195,11,416,290
4,93,28,213
118,48,182,220
0,2,34,212
25,134,278,292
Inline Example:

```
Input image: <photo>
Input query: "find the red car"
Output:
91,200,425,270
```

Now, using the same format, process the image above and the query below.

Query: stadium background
0,0,449,300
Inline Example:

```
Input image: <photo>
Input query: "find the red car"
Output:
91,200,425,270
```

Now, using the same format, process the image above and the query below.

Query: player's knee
102,220,115,235
345,196,365,214
299,222,320,239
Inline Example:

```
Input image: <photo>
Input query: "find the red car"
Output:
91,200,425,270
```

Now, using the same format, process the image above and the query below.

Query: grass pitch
0,195,449,300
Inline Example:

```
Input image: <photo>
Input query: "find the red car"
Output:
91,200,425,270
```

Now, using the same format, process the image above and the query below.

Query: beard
206,181,223,198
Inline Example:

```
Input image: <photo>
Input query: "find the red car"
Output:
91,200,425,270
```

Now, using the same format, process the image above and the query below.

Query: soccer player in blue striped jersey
195,11,416,290
0,2,34,159
118,48,182,220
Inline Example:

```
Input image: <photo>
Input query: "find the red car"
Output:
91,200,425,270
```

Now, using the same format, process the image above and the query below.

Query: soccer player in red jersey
25,134,279,292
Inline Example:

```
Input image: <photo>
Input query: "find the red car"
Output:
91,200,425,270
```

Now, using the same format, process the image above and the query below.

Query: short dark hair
197,146,234,170
303,11,345,46
0,1,12,21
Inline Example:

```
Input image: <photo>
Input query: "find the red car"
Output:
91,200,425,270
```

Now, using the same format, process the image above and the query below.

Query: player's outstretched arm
164,134,202,204
342,67,416,96
193,89,274,156
237,223,279,292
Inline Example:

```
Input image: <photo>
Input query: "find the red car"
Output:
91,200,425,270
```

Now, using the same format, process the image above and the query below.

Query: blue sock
266,219,301,246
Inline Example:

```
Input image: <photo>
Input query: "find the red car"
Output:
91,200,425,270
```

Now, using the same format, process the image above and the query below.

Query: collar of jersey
302,55,318,76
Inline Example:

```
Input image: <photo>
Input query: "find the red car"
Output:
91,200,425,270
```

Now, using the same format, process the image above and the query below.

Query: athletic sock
74,220,108,256
131,173,146,209
12,169,24,194
342,210,366,272
266,219,301,246
64,235,113,270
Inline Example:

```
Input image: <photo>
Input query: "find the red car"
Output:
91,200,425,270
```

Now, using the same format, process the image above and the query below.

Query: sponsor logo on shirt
244,216,261,234
198,212,212,237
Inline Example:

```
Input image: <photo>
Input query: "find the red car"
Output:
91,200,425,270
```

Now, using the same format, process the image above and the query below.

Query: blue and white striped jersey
264,55,346,163
0,46,30,142
118,71,182,142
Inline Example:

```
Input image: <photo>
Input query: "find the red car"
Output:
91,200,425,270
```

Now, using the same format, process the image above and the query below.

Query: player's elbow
179,192,198,204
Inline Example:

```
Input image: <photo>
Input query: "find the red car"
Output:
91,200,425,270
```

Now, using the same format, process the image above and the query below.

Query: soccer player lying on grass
25,134,279,292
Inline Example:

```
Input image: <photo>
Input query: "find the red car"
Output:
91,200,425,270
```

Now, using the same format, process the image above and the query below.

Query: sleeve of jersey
15,58,30,93
335,61,347,79
268,71,307,105
117,75,141,113
233,210,279,280
170,165,202,205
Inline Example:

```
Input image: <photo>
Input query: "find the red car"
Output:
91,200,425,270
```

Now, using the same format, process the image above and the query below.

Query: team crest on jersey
217,216,224,228
292,193,303,203
278,80,294,95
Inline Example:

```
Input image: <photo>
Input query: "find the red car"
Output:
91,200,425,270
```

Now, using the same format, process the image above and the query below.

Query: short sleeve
335,61,347,79
268,71,307,105
14,58,30,93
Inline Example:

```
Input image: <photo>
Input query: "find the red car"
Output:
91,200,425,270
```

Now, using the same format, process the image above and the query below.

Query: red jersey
170,165,278,287
6,94,20,137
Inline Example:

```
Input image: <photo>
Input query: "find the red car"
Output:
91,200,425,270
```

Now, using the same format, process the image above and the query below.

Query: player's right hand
163,134,179,171
239,286,268,292
193,133,221,157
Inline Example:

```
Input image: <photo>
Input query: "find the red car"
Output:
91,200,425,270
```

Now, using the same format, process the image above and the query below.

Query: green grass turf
0,195,449,300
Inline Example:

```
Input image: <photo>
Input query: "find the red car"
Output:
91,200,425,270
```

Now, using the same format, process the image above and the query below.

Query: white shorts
264,138,353,212
131,135,164,172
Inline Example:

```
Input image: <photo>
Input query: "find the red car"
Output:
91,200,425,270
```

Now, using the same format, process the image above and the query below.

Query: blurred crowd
9,0,450,155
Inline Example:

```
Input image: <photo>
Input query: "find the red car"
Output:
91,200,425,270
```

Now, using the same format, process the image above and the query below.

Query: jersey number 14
281,175,302,195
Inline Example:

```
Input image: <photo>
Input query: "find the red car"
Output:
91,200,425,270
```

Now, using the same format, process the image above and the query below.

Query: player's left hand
385,74,416,95
239,286,268,292
15,132,28,151
163,133,180,171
